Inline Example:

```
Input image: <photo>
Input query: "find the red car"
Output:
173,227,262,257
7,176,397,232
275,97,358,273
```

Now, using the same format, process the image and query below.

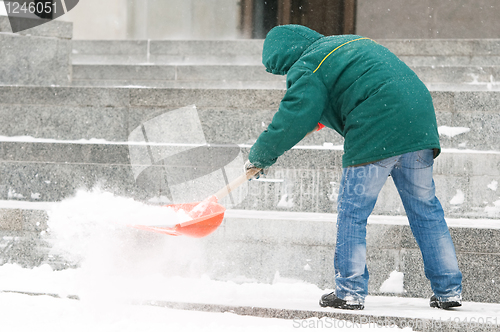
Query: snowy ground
0,291,303,332
1,263,500,332
0,264,416,332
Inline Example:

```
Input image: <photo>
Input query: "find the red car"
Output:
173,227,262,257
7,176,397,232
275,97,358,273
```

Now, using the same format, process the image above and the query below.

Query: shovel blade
129,201,226,238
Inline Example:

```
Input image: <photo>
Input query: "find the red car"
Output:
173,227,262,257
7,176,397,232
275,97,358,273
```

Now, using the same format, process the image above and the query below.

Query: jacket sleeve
249,68,328,168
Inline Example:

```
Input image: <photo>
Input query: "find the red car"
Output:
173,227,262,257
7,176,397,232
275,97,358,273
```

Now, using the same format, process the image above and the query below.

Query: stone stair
1,17,500,317
69,38,500,89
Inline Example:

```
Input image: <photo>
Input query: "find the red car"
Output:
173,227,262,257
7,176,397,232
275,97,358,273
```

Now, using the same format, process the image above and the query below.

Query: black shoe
430,295,462,309
319,292,364,310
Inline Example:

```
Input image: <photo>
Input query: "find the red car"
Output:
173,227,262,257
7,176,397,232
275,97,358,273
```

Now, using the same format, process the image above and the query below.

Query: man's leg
332,158,396,305
390,150,462,305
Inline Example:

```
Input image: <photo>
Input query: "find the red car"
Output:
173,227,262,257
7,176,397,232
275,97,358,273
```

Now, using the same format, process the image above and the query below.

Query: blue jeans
334,149,462,303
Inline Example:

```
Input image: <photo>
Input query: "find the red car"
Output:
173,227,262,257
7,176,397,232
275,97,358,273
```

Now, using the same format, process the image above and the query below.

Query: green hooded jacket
249,25,440,168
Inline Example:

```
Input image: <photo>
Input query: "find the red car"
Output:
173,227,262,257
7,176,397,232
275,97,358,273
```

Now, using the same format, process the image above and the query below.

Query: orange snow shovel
130,168,261,238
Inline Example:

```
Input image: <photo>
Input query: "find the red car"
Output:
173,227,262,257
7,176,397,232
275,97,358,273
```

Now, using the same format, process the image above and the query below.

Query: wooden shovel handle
214,168,262,201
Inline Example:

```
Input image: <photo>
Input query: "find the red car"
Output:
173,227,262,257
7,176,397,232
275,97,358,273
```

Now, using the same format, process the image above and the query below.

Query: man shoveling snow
245,25,462,311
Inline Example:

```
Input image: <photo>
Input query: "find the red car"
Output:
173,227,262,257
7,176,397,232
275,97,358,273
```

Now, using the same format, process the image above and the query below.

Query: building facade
5,0,497,40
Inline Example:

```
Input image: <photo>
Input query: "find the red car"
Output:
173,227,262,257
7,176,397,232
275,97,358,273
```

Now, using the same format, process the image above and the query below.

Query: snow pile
485,200,500,218
379,271,405,294
438,126,470,138
277,194,294,208
485,181,500,217
487,180,498,191
450,189,465,205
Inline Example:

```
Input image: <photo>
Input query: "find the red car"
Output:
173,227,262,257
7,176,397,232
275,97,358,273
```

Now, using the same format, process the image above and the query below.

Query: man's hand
245,160,266,180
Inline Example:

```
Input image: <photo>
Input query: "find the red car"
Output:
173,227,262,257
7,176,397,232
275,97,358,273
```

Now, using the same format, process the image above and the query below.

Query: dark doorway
241,0,357,38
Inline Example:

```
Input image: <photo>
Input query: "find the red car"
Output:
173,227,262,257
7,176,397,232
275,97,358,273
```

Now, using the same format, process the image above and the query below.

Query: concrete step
71,40,265,65
1,204,499,306
68,80,288,89
0,86,499,150
382,39,500,67
70,63,500,86
0,139,499,218
0,17,72,87
72,39,500,66
215,210,500,304
71,64,285,86
0,87,499,216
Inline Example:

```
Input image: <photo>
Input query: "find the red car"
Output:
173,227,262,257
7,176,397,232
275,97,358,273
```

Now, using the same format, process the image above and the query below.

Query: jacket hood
262,25,324,75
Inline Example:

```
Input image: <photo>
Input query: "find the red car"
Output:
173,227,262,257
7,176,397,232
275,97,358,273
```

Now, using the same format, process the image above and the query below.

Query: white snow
379,271,405,294
30,193,41,200
226,209,500,229
2,135,500,155
277,194,294,208
438,126,471,138
485,200,500,218
440,148,500,154
450,189,465,205
46,188,192,265
323,142,335,148
0,263,416,331
2,263,500,331
0,135,206,147
487,180,498,191
254,178,284,183
7,188,24,199
49,188,191,228
0,291,300,332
